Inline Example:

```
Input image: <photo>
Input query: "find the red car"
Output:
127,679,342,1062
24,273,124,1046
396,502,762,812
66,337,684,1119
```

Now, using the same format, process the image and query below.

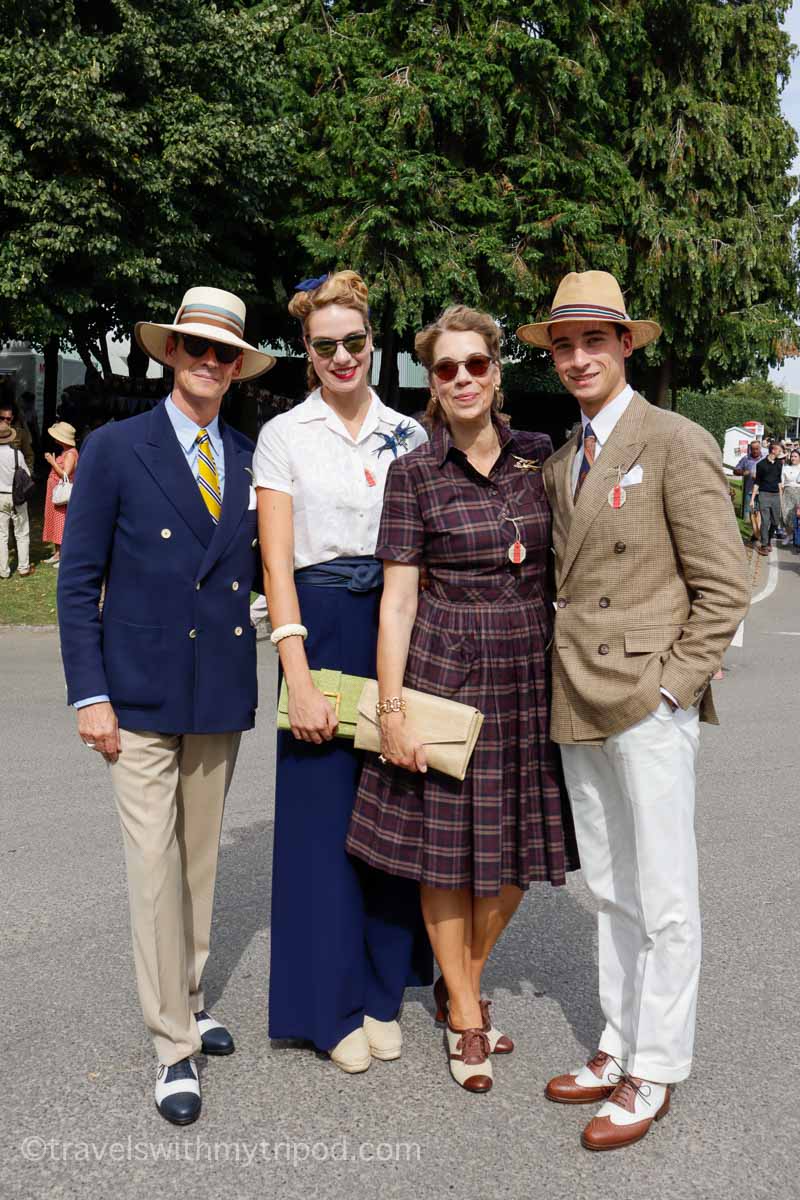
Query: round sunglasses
178,333,242,365
431,354,495,383
308,332,369,358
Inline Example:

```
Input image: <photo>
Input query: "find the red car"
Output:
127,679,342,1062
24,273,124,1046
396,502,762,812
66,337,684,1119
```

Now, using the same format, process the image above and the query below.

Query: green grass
0,487,60,625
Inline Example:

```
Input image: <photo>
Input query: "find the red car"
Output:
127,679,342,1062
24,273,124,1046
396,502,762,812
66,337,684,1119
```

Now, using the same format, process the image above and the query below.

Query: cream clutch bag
354,679,484,782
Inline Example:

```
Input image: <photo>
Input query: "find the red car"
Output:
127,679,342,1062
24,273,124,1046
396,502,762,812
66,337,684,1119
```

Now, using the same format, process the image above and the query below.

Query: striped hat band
177,302,245,339
549,303,630,324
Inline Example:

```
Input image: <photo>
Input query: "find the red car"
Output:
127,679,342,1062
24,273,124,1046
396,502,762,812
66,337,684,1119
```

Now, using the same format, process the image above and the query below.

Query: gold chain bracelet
376,696,407,718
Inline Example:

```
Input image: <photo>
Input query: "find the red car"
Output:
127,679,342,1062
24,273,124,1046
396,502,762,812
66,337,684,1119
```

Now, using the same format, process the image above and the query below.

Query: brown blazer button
598,643,610,655
599,597,610,608
557,598,568,609
614,541,626,553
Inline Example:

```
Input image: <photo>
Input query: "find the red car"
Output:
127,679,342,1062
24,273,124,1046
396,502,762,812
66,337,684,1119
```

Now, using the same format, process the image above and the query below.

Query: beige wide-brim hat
135,286,275,382
48,421,77,447
516,271,662,350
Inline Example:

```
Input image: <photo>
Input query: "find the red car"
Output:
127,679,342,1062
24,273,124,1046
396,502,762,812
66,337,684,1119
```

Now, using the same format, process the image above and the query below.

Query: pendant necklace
504,513,527,564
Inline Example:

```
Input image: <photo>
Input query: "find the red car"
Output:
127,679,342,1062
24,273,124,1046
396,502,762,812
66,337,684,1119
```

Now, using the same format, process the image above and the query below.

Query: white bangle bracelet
270,623,309,646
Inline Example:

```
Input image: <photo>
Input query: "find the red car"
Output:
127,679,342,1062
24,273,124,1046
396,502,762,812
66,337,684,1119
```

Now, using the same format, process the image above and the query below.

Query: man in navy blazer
57,286,274,1125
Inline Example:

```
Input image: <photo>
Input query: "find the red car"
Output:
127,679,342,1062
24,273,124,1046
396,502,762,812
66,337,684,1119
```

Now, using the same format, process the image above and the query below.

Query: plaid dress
347,419,578,898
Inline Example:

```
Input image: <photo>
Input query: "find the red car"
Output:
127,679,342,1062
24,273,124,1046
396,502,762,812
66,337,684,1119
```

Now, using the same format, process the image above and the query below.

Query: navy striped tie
574,422,597,500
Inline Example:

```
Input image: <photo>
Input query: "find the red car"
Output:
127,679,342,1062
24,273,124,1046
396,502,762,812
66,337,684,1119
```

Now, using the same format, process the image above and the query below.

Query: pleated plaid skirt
347,578,578,898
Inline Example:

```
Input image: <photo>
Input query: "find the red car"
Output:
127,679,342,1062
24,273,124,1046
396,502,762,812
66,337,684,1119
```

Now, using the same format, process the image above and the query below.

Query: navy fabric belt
295,555,383,593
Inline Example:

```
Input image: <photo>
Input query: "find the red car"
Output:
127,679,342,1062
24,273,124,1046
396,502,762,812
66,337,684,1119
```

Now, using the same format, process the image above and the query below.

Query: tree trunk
96,333,112,378
377,301,399,405
654,354,673,409
127,326,149,379
72,332,98,377
42,335,59,430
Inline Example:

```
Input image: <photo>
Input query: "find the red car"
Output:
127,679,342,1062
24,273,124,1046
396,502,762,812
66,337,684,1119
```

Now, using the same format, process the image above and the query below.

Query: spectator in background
781,448,800,549
752,440,784,556
733,440,764,522
0,398,35,472
42,422,78,566
0,421,34,578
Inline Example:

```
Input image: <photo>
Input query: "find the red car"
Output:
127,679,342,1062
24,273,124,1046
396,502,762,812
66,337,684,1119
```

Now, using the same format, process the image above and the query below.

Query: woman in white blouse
254,271,431,1073
781,449,800,546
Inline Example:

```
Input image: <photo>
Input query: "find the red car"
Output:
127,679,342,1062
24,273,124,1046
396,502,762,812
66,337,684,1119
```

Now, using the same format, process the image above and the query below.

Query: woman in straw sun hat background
42,421,78,566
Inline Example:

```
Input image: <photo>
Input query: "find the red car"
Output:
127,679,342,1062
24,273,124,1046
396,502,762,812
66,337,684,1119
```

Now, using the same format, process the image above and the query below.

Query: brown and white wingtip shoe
581,1076,670,1151
545,1049,623,1104
446,1022,493,1093
434,977,513,1054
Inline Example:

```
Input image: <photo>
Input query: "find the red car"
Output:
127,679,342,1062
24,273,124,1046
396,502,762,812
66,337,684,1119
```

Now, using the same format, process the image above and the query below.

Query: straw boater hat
516,271,662,350
135,286,275,382
48,421,77,447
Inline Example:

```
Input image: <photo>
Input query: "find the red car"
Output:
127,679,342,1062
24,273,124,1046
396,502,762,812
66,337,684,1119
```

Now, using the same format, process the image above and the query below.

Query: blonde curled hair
288,270,371,391
414,305,504,425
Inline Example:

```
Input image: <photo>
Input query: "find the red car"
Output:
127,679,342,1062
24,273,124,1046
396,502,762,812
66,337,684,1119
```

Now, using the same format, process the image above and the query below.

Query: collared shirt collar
295,387,398,445
580,383,633,447
165,394,222,451
432,414,515,468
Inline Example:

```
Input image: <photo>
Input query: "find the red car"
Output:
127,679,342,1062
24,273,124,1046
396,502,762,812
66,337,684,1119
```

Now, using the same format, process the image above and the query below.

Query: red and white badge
608,484,626,509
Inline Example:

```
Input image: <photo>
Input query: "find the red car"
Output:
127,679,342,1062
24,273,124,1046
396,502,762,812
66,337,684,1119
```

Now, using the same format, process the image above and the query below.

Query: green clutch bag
277,668,369,740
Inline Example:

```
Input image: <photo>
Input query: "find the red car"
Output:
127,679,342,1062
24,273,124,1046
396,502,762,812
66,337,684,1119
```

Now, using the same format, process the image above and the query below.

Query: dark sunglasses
431,354,495,383
308,332,368,358
178,333,241,365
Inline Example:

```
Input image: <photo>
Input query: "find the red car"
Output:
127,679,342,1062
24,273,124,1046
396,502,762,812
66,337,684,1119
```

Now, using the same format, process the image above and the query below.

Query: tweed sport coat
542,391,751,744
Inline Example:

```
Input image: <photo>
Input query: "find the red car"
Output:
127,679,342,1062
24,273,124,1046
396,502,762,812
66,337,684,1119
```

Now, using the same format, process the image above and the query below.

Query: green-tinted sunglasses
308,332,369,358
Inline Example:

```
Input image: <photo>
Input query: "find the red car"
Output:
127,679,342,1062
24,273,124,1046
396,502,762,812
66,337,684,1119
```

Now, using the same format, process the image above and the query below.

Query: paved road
2,552,799,1200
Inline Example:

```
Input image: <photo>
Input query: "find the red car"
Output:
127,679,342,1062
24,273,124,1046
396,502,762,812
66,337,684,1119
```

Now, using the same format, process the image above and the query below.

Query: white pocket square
248,486,257,510
621,465,643,487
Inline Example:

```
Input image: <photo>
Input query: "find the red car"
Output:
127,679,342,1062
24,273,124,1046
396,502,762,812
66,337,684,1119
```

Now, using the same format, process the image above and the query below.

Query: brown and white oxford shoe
581,1075,671,1151
545,1048,623,1104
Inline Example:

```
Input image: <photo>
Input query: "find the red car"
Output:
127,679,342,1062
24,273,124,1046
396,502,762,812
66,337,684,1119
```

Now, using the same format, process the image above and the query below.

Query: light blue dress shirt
75,396,226,710
164,395,226,498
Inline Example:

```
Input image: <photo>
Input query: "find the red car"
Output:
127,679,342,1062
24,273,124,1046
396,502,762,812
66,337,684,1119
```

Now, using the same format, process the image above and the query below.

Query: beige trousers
109,728,241,1065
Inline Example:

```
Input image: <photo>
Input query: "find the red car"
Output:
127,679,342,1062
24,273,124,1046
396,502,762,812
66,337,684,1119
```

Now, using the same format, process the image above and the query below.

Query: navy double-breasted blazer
57,400,261,734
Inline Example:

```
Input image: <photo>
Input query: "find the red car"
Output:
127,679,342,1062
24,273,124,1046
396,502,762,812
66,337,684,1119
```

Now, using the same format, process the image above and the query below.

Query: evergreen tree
279,1,627,399
595,1,798,405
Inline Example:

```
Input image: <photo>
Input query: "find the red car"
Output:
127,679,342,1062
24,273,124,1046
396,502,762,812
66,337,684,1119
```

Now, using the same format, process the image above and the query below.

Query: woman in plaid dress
347,306,577,1093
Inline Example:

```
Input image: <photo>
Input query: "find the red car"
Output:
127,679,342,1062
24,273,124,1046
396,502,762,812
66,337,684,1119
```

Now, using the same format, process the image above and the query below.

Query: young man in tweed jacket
517,272,750,1152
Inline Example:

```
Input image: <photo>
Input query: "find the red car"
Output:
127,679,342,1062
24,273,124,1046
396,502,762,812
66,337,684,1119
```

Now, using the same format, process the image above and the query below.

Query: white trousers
0,496,30,575
560,701,701,1084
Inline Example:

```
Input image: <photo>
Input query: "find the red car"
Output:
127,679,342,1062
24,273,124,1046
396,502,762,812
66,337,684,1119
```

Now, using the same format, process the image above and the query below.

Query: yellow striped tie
195,429,222,523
